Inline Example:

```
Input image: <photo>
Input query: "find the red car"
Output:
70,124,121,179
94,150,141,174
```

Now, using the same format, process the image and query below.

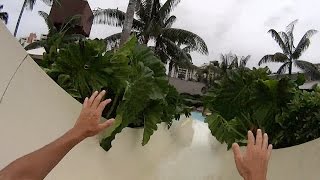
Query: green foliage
273,88,320,148
93,0,208,64
43,37,185,151
204,67,312,149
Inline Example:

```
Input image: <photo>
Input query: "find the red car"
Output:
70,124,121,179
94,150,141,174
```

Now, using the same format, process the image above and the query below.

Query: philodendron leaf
101,115,123,139
142,112,159,146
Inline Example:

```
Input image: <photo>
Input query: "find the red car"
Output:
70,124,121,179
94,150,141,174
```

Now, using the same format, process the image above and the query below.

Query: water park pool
191,111,205,122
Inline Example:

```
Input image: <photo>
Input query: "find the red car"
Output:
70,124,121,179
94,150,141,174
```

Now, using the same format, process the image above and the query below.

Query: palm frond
0,12,8,24
159,0,181,19
38,11,56,34
104,33,122,48
220,54,230,70
135,0,146,21
60,14,82,32
144,0,154,21
240,55,251,67
164,15,176,28
136,0,154,23
286,19,298,51
295,60,320,79
292,29,318,59
162,37,191,64
63,34,85,42
24,40,46,51
286,19,298,34
40,0,55,6
182,45,192,53
276,62,290,74
93,8,143,30
268,29,290,55
25,0,37,10
162,28,208,55
258,53,289,66
279,31,290,49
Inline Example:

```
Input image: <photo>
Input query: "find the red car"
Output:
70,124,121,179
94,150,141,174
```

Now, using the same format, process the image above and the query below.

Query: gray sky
2,0,320,72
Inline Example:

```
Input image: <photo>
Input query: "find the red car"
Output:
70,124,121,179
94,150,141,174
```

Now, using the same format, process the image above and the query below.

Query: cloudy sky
2,0,320,72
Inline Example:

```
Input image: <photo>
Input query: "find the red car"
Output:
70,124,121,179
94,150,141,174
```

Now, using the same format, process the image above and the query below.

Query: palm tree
219,53,250,73
168,45,193,77
120,0,137,46
259,20,319,78
14,0,56,37
0,5,8,24
197,53,250,85
93,0,208,63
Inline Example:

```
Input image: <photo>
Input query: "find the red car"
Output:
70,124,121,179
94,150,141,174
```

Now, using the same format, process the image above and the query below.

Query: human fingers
83,97,89,108
97,98,112,114
247,130,255,147
267,144,273,160
98,118,115,131
88,91,99,107
262,133,269,150
92,90,106,108
256,129,263,148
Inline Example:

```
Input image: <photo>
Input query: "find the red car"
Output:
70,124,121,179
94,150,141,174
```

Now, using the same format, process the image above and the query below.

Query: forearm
0,128,84,180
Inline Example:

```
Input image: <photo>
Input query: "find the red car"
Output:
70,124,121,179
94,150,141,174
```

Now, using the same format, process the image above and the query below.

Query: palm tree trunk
143,36,149,44
289,61,293,75
168,61,174,77
14,0,27,37
120,0,136,47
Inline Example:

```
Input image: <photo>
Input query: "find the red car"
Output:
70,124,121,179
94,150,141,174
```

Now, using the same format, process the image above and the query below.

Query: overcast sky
2,0,320,72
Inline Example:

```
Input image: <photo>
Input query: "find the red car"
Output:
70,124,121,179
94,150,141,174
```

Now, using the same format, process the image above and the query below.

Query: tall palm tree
120,0,137,46
259,20,319,78
93,0,208,63
14,0,56,37
0,5,8,24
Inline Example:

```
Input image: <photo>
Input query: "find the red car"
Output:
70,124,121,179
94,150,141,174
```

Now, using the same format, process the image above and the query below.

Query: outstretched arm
0,91,114,180
232,129,273,180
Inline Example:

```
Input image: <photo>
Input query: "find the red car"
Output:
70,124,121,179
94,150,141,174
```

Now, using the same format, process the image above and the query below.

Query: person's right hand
73,90,115,139
232,129,273,180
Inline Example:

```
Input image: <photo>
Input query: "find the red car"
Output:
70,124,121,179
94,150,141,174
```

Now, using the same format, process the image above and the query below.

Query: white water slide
0,22,320,179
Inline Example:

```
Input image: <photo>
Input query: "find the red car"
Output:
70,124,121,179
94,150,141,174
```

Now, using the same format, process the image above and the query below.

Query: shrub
204,67,318,149
42,37,188,151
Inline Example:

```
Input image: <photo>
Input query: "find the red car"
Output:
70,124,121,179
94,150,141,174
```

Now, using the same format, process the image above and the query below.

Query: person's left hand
73,90,114,138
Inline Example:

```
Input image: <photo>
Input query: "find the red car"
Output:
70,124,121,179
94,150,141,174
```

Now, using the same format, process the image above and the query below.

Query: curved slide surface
1,22,320,180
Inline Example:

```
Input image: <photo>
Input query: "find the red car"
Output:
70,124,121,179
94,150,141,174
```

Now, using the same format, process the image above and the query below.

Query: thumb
98,119,115,131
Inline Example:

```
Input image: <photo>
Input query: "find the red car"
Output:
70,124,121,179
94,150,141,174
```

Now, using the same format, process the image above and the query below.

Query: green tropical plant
93,0,208,63
259,20,320,78
45,37,188,151
25,11,84,52
204,67,305,149
25,11,85,68
274,87,320,148
0,5,8,24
